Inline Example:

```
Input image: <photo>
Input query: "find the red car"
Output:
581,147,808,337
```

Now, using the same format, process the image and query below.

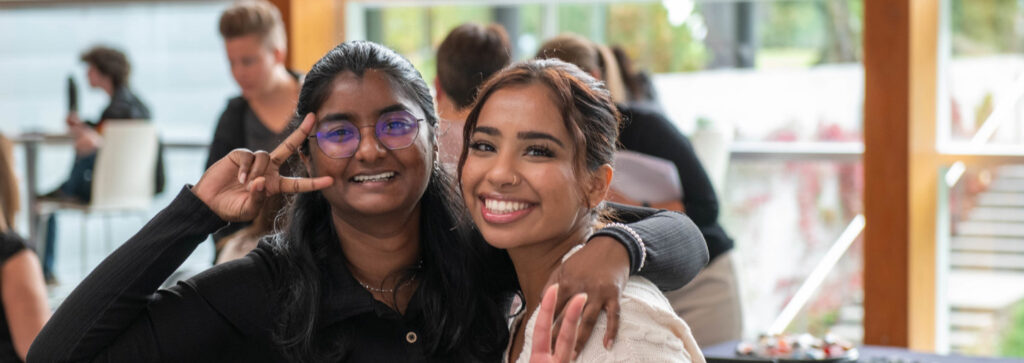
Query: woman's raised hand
530,284,588,363
192,113,333,222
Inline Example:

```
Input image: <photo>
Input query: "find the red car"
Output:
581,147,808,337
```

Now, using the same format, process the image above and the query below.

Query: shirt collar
317,244,425,325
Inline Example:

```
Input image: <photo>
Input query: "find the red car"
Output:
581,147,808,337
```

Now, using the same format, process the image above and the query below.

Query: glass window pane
941,163,1024,357
724,159,863,342
942,0,1024,147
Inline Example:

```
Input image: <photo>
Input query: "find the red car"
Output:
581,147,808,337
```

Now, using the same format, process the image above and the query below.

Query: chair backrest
90,120,158,211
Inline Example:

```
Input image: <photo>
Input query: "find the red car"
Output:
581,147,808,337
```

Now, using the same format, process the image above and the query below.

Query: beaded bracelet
603,222,647,272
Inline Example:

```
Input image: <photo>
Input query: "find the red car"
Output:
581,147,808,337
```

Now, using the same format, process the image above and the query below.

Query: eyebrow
471,126,565,148
319,104,412,123
518,131,565,148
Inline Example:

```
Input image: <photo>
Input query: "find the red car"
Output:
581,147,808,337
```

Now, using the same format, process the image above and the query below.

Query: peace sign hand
192,113,333,222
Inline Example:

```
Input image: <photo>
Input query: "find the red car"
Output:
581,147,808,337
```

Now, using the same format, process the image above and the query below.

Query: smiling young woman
460,59,706,363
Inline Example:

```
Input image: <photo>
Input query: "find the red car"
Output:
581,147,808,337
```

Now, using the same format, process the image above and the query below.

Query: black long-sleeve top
28,187,707,362
617,104,735,262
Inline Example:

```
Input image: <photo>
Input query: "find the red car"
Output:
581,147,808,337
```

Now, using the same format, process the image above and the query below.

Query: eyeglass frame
306,110,426,159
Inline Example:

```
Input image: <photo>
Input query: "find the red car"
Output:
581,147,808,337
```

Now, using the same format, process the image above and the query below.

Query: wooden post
862,0,938,350
268,0,345,72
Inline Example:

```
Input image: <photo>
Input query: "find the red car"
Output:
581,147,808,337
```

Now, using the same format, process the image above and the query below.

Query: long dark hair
272,41,511,361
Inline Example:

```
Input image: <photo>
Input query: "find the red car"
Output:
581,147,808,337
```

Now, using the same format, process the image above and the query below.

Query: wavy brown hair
0,134,19,232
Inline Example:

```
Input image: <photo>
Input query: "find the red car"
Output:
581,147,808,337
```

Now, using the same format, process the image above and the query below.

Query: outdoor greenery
951,0,1021,56
1001,300,1024,357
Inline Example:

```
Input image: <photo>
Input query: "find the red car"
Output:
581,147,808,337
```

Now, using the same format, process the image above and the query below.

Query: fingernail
604,337,613,350
239,172,247,184
572,351,579,361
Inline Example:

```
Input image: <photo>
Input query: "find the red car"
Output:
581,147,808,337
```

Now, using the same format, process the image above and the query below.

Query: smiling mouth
351,171,396,183
483,198,532,214
479,197,536,224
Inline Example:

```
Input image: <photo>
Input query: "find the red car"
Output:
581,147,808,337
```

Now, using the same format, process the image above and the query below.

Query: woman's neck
508,226,593,320
505,225,591,362
332,204,422,294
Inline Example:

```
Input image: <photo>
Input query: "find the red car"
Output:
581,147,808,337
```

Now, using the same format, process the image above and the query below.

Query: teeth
353,172,395,182
484,198,531,214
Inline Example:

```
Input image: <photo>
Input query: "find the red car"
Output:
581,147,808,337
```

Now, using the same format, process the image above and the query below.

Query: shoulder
173,240,284,332
214,97,251,130
223,96,251,116
0,232,28,264
575,277,702,362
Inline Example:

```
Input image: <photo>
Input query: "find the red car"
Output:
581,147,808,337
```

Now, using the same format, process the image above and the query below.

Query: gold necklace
353,259,424,294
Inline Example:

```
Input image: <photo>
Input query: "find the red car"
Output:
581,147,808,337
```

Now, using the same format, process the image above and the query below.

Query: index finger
531,284,560,357
270,113,315,165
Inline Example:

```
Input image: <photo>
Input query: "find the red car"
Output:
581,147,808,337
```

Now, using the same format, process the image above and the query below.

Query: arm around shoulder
595,203,709,291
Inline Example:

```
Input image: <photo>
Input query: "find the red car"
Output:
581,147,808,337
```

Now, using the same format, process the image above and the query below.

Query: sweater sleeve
27,187,278,363
592,203,708,292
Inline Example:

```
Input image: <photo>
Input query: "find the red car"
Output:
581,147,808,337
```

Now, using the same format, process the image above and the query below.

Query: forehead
318,69,422,121
224,34,266,53
477,82,569,139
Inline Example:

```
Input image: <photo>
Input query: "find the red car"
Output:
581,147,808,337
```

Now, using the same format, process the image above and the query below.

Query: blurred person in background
40,45,156,284
537,34,743,347
0,134,52,362
434,22,512,172
207,0,300,263
611,45,663,112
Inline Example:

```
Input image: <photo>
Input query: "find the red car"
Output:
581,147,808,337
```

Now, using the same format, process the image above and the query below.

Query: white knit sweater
507,276,706,363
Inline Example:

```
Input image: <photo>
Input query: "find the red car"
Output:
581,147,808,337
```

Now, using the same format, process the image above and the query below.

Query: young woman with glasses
29,41,707,362
459,60,704,362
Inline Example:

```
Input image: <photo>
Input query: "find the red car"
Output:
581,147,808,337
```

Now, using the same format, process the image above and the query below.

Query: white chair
37,120,159,276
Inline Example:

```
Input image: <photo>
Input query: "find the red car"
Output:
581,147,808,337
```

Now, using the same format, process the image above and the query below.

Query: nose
352,125,387,162
485,150,520,189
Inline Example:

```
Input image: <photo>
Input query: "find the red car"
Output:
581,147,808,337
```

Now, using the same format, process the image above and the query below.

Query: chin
477,227,529,250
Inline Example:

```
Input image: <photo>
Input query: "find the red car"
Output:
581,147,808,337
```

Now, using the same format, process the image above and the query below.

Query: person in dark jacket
39,45,157,284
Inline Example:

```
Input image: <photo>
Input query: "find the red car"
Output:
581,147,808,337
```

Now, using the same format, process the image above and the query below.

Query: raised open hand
192,113,333,222
530,284,588,363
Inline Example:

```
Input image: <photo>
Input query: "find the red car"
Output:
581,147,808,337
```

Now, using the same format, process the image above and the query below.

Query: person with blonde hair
0,135,51,362
207,0,301,262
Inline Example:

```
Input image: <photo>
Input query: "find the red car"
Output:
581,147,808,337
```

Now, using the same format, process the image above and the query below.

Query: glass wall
938,0,1024,357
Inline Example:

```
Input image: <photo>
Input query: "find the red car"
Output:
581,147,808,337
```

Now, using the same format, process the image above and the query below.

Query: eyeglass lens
314,110,421,158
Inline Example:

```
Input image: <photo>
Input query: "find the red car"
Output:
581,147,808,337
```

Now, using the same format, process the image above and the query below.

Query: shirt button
406,331,418,344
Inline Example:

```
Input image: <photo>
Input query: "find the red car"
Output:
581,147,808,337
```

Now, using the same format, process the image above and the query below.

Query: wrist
591,223,647,274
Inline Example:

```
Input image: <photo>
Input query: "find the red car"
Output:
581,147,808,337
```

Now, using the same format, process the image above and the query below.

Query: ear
272,46,286,64
586,164,614,209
